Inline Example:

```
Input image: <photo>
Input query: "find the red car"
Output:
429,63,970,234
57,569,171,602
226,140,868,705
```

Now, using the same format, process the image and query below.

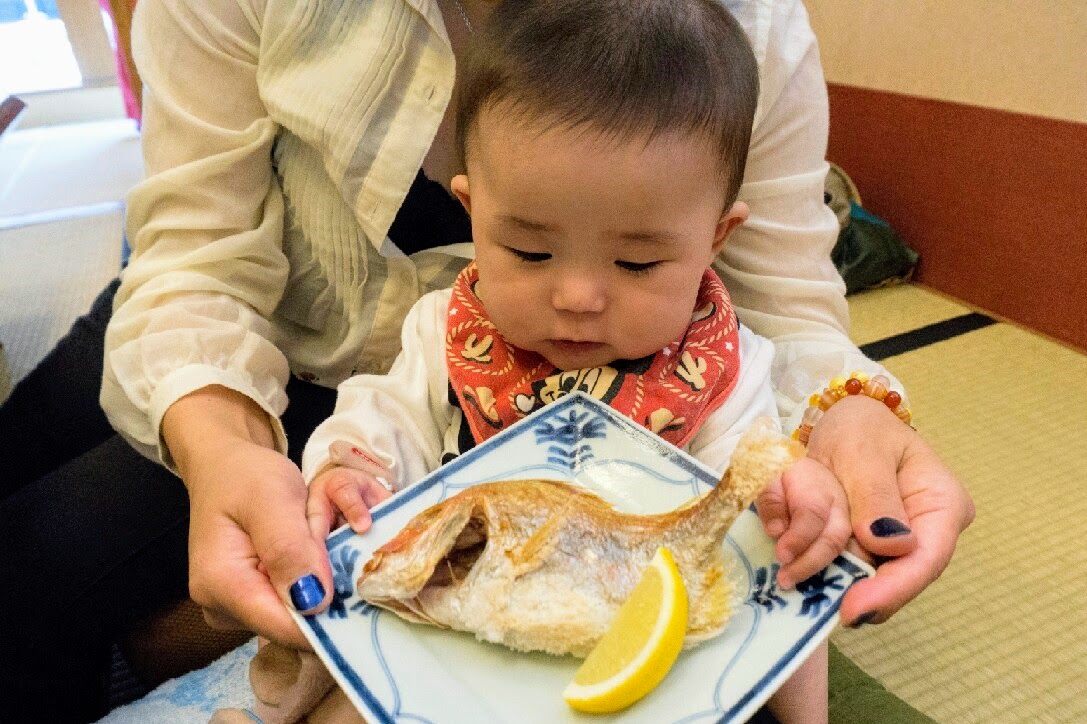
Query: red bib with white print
445,261,742,447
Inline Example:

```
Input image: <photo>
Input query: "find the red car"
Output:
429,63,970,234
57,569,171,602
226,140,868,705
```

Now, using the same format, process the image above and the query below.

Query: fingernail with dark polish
289,574,325,611
870,517,911,537
850,611,878,628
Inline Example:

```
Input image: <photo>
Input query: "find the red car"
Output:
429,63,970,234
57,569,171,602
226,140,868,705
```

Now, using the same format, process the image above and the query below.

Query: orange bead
895,406,912,424
884,391,902,409
844,377,863,395
817,390,838,410
801,406,824,427
863,377,888,401
797,424,813,445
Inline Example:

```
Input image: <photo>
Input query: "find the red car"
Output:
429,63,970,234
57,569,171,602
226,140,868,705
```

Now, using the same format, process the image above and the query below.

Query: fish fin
509,507,566,575
683,558,732,647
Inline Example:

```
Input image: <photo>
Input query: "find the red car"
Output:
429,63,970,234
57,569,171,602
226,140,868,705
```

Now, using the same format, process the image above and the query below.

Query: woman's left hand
761,394,975,626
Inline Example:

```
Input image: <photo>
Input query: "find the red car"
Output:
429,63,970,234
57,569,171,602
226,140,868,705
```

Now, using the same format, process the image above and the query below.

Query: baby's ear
451,175,472,214
712,201,749,255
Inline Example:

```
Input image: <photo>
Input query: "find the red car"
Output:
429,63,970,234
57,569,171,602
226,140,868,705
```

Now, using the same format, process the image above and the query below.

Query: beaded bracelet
794,371,912,445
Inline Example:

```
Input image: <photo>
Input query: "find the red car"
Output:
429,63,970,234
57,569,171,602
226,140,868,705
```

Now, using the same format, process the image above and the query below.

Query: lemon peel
563,546,688,713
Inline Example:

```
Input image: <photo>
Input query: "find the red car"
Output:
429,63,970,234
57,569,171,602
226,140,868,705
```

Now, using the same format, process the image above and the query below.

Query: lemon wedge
563,547,688,713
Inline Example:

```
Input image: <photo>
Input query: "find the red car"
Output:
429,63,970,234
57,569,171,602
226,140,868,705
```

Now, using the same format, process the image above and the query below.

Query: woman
0,0,973,720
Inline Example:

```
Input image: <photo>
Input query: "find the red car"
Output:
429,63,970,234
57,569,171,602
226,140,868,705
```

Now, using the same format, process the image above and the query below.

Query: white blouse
102,0,898,466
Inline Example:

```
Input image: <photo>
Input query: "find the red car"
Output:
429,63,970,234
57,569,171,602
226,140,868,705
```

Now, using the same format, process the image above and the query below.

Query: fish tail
700,417,805,528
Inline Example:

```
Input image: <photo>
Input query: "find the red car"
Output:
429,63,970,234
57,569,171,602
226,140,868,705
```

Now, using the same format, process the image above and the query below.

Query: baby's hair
455,0,759,207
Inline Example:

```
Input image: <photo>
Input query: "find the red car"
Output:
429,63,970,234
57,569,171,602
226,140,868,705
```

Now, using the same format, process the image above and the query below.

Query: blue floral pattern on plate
295,392,871,724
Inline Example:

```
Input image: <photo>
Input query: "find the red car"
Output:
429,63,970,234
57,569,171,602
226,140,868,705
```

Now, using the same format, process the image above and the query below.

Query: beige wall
805,0,1087,124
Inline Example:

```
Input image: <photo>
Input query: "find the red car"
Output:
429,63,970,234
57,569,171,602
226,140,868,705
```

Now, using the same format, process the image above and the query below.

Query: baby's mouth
549,339,603,354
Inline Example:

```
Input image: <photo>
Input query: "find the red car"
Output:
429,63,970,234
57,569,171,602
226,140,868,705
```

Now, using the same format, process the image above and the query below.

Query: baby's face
453,108,746,371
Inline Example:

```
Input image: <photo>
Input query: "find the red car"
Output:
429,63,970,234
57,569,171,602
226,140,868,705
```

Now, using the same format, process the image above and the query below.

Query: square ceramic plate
294,392,872,723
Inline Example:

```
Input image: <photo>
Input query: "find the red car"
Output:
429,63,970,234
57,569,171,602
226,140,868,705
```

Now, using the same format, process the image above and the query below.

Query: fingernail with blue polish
870,517,911,538
289,574,325,611
850,611,879,628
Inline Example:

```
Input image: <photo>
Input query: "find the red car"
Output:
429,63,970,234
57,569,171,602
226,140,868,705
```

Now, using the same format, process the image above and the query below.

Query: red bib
446,262,742,448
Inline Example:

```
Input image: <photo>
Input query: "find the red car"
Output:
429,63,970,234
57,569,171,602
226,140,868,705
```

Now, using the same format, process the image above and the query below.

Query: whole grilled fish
355,419,803,657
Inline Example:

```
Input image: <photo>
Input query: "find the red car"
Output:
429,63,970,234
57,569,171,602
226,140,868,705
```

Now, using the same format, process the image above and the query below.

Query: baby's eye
616,260,660,274
508,248,551,263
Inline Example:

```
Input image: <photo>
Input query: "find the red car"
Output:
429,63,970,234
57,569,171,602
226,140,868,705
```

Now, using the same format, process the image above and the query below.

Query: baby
303,0,847,721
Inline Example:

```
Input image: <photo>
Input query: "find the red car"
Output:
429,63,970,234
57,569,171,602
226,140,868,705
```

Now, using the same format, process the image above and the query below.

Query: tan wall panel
806,0,1087,123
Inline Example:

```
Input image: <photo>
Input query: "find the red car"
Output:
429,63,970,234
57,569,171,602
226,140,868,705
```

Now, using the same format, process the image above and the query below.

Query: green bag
825,164,919,295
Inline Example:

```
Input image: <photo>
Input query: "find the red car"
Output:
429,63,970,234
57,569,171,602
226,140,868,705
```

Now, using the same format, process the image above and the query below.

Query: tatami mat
0,119,137,401
832,285,1087,723
0,211,123,391
846,284,971,347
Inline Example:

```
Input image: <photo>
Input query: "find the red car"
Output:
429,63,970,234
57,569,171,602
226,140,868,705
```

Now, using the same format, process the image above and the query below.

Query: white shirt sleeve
686,325,779,473
715,0,906,427
301,290,455,490
101,0,292,467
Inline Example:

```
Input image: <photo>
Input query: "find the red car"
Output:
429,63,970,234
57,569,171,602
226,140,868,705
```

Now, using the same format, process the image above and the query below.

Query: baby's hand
755,457,851,590
306,444,395,539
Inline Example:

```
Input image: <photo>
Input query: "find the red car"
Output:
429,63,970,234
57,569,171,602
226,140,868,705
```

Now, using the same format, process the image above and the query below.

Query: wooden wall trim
827,84,1087,352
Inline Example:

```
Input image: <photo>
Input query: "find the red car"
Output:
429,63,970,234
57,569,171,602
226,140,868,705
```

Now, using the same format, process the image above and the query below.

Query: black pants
0,280,336,723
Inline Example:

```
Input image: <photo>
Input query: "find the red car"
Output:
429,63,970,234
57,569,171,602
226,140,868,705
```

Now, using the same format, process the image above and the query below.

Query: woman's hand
163,386,334,649
798,394,975,625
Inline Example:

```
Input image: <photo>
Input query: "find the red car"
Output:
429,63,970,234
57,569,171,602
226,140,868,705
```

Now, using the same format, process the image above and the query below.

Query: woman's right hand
164,386,334,650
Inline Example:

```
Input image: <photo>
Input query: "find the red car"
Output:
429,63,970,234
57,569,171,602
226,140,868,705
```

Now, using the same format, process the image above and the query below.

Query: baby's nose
551,273,607,314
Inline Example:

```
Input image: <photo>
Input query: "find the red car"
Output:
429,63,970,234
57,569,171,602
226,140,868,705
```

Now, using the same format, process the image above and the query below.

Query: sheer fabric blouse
103,0,893,465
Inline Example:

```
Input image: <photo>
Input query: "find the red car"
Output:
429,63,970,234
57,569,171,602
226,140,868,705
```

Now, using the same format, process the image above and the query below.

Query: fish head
355,491,491,620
